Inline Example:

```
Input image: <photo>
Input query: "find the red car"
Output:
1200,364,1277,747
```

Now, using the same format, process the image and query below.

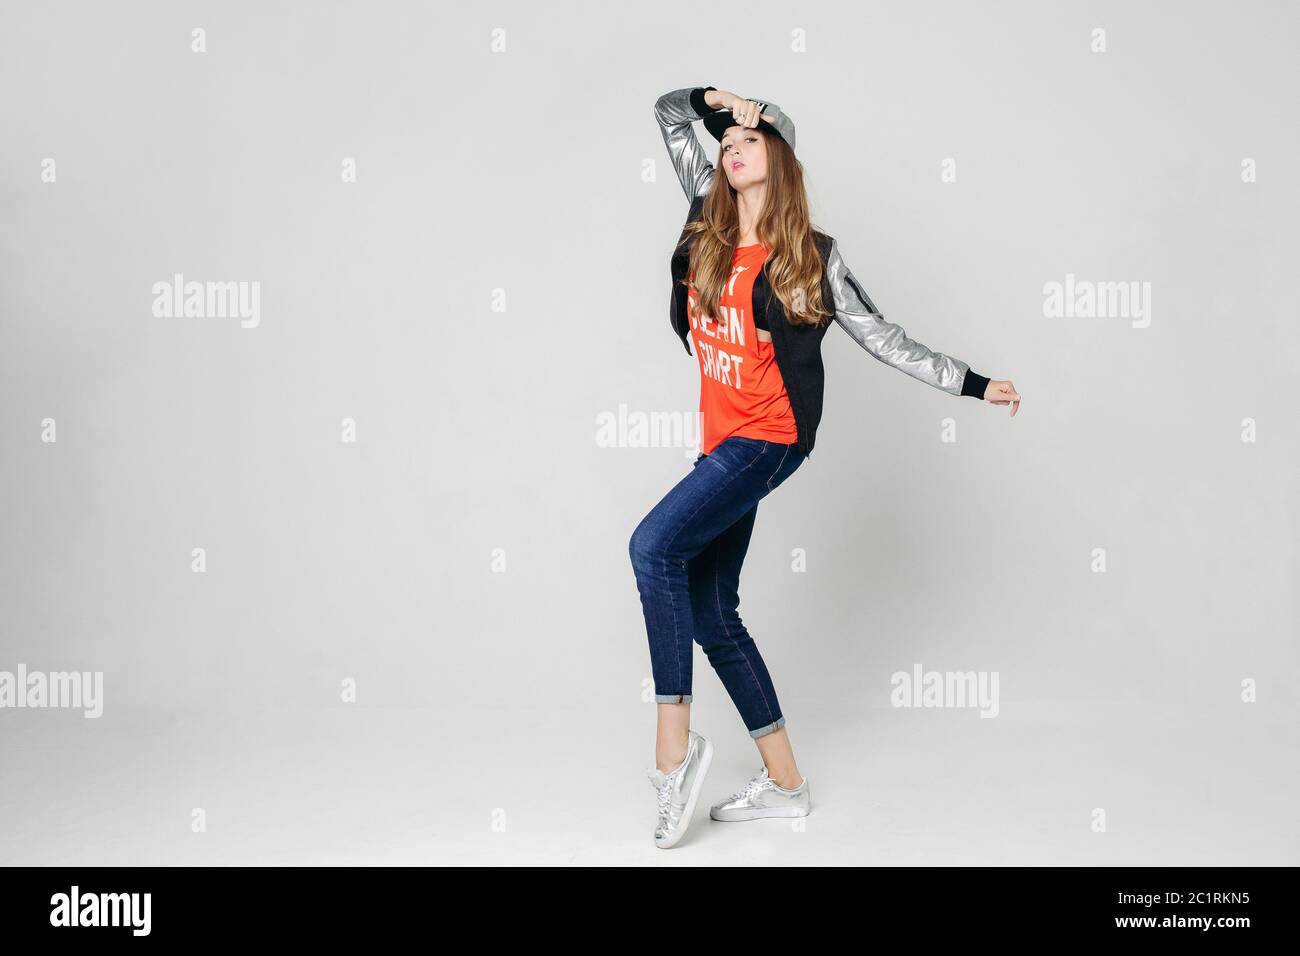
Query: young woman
631,85,1021,849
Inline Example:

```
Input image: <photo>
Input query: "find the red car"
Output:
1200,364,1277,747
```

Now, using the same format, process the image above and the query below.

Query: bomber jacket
656,86,991,459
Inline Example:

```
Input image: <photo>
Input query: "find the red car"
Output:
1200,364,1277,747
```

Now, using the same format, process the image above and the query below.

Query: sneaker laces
648,769,679,820
656,780,673,819
729,768,773,801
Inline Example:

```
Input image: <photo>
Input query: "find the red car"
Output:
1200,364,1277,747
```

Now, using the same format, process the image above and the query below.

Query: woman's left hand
984,379,1021,415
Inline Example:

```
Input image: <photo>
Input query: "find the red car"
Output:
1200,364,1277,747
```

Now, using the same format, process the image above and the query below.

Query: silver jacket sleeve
654,87,717,201
827,237,974,396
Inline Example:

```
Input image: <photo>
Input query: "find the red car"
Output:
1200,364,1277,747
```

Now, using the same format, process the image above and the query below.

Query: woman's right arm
654,86,725,201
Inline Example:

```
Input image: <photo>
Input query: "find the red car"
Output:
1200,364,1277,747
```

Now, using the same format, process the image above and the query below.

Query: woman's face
720,125,767,188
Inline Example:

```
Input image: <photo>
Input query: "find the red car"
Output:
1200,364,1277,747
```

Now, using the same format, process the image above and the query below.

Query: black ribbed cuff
961,368,991,399
690,86,718,117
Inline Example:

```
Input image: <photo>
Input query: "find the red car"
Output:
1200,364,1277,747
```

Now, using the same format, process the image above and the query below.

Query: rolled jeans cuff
749,716,786,739
655,693,692,704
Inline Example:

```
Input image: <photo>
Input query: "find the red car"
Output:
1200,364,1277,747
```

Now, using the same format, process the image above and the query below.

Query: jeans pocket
708,435,768,472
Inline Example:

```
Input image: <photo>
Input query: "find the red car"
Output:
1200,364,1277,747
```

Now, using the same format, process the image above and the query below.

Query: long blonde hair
679,133,831,329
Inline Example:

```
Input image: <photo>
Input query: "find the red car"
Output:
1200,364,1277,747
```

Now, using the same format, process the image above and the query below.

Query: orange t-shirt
687,244,800,456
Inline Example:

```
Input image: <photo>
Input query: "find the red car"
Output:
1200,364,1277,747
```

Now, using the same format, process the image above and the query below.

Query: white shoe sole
655,737,714,849
710,804,810,822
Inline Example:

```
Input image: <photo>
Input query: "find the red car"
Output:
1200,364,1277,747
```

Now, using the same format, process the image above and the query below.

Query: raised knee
628,523,659,571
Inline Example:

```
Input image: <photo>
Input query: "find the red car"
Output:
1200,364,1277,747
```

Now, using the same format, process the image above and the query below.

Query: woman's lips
732,162,745,170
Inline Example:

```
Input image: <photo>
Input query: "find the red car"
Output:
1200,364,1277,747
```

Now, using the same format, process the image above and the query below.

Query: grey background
2,0,1296,865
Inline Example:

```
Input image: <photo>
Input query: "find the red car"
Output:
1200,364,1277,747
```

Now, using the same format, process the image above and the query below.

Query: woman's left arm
827,237,993,400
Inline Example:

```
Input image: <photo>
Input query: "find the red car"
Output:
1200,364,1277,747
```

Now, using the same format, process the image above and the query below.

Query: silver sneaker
645,729,714,848
709,765,810,821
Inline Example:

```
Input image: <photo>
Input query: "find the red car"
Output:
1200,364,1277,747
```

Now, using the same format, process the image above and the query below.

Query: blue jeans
629,435,806,738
